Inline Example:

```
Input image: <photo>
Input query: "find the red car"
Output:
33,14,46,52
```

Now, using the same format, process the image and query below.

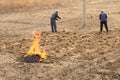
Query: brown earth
0,0,120,80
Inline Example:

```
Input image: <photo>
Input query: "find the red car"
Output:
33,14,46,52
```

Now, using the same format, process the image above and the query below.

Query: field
0,0,75,13
0,0,120,80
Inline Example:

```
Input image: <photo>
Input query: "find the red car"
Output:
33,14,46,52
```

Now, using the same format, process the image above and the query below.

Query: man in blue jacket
99,11,108,32
50,11,61,32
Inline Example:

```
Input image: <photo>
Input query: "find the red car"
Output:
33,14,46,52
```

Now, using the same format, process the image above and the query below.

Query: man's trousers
51,19,57,32
100,21,108,32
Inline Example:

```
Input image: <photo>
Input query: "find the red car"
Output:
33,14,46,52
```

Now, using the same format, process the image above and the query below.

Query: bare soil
0,0,120,80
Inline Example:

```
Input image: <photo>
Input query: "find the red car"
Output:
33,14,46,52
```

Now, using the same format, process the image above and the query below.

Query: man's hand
59,17,61,19
56,18,58,21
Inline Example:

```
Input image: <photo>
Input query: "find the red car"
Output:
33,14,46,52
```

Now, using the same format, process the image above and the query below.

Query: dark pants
51,18,57,32
100,21,108,32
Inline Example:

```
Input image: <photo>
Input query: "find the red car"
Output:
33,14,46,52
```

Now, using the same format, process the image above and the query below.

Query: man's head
55,11,58,14
101,11,104,13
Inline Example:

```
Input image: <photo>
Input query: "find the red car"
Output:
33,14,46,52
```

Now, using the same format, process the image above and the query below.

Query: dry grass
0,0,75,10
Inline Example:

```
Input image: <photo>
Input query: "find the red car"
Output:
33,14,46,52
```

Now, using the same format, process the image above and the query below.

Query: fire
24,31,47,62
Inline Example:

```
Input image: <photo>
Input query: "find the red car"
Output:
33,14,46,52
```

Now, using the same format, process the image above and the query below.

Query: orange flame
24,31,47,61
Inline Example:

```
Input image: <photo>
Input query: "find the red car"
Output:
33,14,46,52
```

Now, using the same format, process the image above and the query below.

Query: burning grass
0,0,76,10
23,31,47,62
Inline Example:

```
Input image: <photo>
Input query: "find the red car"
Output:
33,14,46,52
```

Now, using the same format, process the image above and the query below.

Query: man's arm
105,14,107,19
57,16,61,19
99,14,101,20
56,14,61,19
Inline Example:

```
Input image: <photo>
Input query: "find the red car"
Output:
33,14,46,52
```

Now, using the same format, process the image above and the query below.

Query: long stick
83,0,86,26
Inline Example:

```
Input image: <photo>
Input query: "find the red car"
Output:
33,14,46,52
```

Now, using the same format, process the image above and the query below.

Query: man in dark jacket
50,11,61,32
99,11,108,32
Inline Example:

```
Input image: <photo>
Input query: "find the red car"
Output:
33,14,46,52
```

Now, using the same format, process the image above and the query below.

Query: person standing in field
50,11,61,32
99,11,108,32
